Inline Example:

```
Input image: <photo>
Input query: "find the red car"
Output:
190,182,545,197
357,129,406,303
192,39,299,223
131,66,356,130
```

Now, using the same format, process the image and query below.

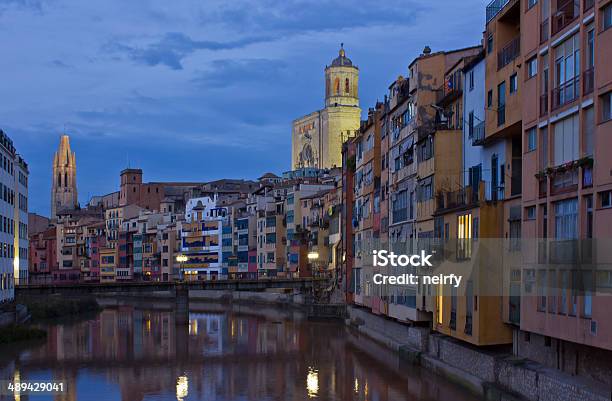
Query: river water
0,301,484,401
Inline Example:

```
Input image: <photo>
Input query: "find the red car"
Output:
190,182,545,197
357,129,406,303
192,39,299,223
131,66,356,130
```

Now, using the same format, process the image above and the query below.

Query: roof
329,45,357,68
259,172,280,180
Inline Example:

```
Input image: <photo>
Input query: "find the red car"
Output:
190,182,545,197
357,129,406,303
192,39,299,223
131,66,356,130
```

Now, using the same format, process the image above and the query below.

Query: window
601,191,612,208
526,206,536,220
526,127,537,152
510,74,518,94
605,3,612,30
487,34,493,54
469,70,474,91
487,90,493,108
553,113,579,165
527,0,537,9
527,57,537,78
554,198,578,239
602,92,612,122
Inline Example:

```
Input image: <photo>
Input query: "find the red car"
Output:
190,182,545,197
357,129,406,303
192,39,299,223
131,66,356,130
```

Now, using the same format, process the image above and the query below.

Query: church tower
292,44,361,170
325,44,359,108
51,134,78,218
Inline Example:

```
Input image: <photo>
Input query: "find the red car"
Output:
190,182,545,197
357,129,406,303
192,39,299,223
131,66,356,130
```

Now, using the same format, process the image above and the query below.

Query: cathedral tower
291,44,361,170
51,134,78,218
325,44,359,108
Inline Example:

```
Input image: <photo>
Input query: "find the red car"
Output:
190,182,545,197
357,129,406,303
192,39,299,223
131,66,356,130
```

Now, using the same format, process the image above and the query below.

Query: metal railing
498,36,520,70
552,75,580,110
552,0,579,36
472,121,486,146
486,0,510,23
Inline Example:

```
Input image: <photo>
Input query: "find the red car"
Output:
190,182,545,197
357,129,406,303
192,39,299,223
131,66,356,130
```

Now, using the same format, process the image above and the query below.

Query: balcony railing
583,67,594,95
551,0,579,36
551,168,578,195
582,165,593,188
486,0,511,23
540,19,549,43
498,37,520,70
498,105,506,126
551,76,580,110
538,176,548,198
472,121,485,146
540,93,548,117
436,184,481,211
584,0,594,12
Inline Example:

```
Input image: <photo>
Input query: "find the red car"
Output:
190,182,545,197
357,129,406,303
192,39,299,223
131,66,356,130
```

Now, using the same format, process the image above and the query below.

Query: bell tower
51,134,78,218
325,44,359,108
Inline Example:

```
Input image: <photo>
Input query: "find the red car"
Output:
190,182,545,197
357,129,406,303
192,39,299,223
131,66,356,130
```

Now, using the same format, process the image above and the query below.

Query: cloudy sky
1,0,487,216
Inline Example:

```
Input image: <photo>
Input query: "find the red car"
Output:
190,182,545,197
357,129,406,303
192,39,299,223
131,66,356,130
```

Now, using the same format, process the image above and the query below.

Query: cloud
105,32,275,70
198,0,423,34
191,58,288,89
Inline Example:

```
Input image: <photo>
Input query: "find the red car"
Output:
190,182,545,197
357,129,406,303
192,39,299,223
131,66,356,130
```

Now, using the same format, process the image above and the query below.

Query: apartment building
181,197,227,281
517,0,612,384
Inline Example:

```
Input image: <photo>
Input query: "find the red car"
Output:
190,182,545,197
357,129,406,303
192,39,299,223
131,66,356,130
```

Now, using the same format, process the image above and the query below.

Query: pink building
519,0,612,385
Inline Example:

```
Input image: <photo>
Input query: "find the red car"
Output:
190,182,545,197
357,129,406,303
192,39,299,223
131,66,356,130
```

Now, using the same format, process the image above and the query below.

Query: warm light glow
176,254,188,263
14,370,21,401
354,378,359,393
306,367,319,398
189,319,198,335
176,375,189,401
307,251,319,260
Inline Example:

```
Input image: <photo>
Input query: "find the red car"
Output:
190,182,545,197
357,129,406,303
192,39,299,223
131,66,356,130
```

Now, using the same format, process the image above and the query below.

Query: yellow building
291,45,361,169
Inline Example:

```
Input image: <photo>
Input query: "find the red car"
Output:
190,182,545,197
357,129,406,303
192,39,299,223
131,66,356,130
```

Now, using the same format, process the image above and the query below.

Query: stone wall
347,305,612,401
515,330,612,387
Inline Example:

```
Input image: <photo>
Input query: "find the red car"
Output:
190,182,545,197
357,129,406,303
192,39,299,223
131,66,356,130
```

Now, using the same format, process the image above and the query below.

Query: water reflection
0,302,484,401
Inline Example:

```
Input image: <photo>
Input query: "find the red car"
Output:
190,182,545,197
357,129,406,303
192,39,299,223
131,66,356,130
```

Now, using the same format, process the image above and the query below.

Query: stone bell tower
51,134,78,218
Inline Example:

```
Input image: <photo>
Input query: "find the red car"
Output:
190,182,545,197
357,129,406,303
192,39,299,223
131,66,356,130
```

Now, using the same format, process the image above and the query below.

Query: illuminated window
457,213,472,260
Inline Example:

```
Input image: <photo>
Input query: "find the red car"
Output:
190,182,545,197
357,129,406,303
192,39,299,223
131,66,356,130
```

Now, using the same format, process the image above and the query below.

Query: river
0,300,485,401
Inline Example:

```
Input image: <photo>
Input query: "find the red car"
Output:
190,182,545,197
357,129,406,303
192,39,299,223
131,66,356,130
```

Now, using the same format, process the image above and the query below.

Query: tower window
335,78,340,95
345,78,350,94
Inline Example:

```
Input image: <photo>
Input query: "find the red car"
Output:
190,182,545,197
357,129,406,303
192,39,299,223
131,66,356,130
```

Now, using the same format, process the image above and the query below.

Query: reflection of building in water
189,313,224,355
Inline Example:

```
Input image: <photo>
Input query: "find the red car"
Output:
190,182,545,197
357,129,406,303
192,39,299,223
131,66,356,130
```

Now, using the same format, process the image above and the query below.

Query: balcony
497,105,506,126
540,93,548,117
497,36,520,70
550,168,578,195
436,185,481,212
486,0,510,23
583,67,594,95
582,165,593,188
540,19,550,44
551,0,579,36
472,121,485,146
551,76,580,110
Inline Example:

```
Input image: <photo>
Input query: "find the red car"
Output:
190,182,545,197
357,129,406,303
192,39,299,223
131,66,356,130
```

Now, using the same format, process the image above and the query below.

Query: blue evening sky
1,0,487,216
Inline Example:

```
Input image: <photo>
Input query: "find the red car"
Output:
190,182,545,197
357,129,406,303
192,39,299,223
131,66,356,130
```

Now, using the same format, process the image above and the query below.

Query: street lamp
307,251,319,260
176,254,188,282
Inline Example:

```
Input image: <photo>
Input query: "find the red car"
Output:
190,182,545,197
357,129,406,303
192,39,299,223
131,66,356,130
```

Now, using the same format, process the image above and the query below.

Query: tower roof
330,43,354,67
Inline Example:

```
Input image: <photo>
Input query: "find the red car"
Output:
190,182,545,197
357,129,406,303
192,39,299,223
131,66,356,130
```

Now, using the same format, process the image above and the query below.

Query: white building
181,197,228,280
0,129,28,305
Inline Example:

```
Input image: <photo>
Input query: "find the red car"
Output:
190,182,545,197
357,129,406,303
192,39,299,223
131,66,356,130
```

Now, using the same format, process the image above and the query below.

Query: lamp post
307,251,319,278
176,254,188,282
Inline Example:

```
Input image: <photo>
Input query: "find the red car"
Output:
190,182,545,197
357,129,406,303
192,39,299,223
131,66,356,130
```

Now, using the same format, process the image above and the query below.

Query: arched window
345,78,350,94
64,173,68,187
334,78,340,95
57,173,61,187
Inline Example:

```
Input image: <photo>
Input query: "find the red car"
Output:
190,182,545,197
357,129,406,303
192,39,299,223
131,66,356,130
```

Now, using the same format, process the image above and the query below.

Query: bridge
15,278,335,325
